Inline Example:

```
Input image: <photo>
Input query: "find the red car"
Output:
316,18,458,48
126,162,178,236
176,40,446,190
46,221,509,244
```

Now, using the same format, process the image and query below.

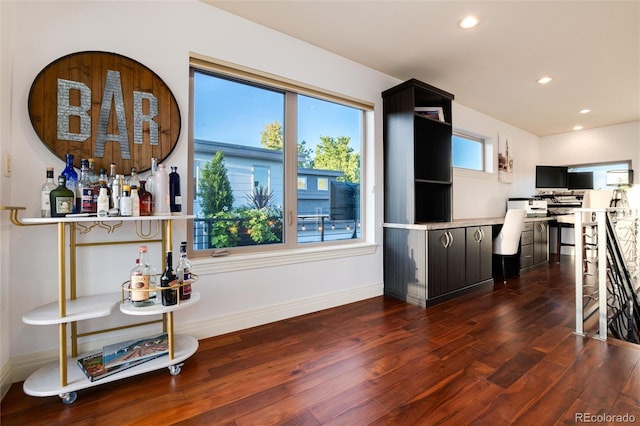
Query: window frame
452,130,487,172
188,55,372,259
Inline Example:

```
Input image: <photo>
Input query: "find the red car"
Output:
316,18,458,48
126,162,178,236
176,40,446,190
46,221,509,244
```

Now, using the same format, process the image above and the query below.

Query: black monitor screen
535,165,568,189
567,171,594,190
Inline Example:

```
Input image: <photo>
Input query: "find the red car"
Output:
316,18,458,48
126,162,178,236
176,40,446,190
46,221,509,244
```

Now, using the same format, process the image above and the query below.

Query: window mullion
284,92,298,247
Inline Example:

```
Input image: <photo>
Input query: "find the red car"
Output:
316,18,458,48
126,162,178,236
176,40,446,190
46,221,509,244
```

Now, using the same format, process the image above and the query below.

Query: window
452,131,485,171
190,61,367,255
569,161,632,190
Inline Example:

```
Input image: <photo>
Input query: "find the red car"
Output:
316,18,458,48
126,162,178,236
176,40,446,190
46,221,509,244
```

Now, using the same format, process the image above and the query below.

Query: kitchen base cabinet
384,225,495,307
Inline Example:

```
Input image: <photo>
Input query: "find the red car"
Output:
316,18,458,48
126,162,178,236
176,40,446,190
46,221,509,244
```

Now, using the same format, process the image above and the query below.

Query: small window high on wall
452,131,486,172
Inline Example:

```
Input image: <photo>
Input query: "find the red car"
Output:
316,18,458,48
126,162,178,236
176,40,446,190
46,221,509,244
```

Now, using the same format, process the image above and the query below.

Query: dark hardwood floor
2,257,640,425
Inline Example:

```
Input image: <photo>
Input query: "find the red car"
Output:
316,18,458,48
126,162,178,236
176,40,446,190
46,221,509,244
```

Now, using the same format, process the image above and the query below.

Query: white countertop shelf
22,293,121,325
21,214,194,224
23,334,199,397
120,292,200,316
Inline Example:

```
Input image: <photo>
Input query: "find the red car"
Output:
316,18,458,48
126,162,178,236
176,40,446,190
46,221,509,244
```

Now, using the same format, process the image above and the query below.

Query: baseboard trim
1,359,12,400
5,282,383,388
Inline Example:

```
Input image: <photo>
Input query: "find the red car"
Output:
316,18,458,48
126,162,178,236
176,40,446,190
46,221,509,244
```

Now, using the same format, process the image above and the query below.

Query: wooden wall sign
28,51,181,175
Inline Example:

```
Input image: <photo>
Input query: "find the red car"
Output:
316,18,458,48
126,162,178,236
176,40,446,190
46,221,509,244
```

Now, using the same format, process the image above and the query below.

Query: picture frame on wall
498,133,513,183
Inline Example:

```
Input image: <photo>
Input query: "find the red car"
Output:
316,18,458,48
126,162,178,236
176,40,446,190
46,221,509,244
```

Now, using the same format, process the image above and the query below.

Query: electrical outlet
4,154,11,177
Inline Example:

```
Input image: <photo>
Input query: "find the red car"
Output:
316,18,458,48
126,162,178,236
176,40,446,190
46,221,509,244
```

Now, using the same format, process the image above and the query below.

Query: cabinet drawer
521,244,534,268
521,230,534,245
522,222,534,232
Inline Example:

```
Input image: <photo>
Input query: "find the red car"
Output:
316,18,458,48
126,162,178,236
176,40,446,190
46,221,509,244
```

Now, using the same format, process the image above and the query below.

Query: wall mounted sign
28,51,181,175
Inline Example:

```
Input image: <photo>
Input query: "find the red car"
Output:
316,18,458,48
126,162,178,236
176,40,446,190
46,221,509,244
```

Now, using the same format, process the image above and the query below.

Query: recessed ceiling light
573,125,584,131
579,109,591,114
459,16,479,29
537,76,552,85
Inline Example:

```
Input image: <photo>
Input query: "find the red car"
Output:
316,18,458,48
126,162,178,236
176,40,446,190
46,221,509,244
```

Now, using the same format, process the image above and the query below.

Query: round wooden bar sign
28,51,181,174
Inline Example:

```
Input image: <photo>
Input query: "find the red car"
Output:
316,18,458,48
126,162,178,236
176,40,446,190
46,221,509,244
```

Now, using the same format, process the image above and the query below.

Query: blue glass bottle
61,154,78,213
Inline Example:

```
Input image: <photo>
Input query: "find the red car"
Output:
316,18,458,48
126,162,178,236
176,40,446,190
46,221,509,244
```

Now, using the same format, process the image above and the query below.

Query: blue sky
193,71,361,153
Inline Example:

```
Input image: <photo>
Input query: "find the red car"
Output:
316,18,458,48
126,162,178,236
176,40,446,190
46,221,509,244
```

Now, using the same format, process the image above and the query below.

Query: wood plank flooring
2,257,640,425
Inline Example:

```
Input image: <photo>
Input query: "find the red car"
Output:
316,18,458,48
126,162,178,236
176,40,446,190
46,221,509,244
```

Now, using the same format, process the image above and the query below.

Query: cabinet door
533,222,549,265
428,228,465,298
428,230,450,298
447,228,466,291
466,225,492,285
478,225,493,282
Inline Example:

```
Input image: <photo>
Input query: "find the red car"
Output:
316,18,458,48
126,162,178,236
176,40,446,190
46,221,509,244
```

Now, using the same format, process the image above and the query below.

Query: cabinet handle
440,232,448,248
448,231,454,247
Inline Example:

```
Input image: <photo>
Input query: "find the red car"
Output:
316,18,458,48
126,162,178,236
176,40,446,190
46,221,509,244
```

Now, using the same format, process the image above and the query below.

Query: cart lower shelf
23,334,198,401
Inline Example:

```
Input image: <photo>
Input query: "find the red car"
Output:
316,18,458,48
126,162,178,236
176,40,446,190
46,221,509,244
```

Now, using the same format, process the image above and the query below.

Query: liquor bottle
146,157,158,206
77,159,95,214
50,175,75,217
40,167,57,218
61,154,78,213
169,166,182,214
154,163,170,215
160,251,178,306
131,185,140,217
130,246,154,307
120,185,132,216
128,167,140,190
88,158,97,185
111,174,123,214
107,163,116,206
98,168,111,207
175,241,192,300
97,187,110,217
138,180,153,216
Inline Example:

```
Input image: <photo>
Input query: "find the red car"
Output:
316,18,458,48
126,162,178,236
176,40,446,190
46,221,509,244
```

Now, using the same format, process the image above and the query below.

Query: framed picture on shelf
414,106,444,122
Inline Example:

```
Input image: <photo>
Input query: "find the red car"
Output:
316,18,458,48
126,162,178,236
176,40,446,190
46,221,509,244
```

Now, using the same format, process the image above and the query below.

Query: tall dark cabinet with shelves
382,78,454,224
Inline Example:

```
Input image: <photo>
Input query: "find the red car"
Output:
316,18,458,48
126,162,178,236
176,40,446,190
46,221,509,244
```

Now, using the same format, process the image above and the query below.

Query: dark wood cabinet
533,222,549,265
382,79,454,223
466,225,493,285
520,221,549,270
383,227,427,307
427,228,466,299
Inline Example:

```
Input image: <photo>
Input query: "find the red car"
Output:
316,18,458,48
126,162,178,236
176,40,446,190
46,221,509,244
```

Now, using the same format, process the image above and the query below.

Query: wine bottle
40,167,57,218
175,241,192,300
160,251,178,306
130,246,155,307
61,154,78,213
169,166,182,214
50,175,75,217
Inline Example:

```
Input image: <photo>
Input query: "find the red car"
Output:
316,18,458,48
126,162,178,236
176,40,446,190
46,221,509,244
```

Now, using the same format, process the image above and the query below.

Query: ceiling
203,0,639,137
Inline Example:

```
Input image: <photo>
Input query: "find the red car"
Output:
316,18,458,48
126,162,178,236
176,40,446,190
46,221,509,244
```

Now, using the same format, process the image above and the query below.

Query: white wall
539,121,640,174
538,121,640,255
1,0,398,388
452,103,540,219
0,0,566,394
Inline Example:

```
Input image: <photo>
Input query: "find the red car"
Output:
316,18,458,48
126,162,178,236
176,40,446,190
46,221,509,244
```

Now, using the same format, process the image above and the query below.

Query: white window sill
192,242,378,275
